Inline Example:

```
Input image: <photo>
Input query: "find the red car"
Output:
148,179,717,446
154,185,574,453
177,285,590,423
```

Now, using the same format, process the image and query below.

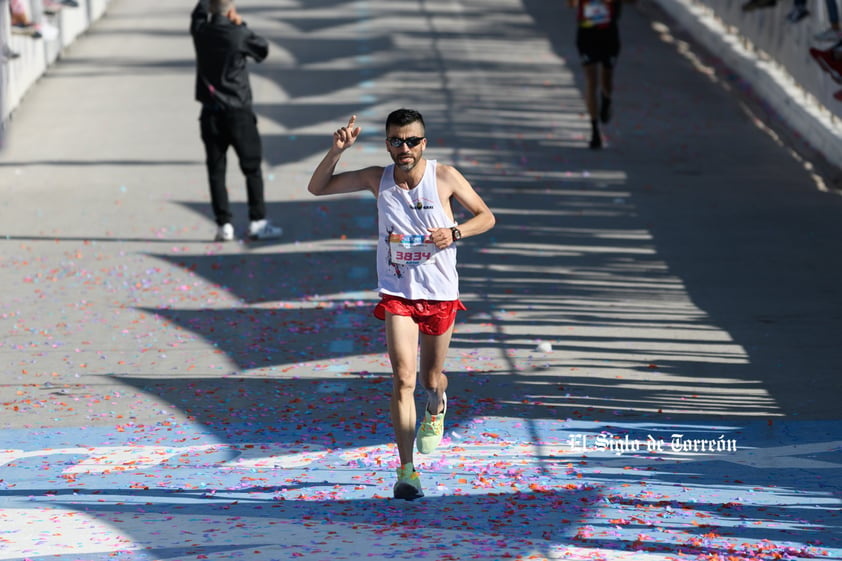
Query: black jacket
190,0,268,109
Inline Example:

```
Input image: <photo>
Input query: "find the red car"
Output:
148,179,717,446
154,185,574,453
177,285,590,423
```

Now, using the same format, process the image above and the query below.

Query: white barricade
1,0,113,128
651,0,842,171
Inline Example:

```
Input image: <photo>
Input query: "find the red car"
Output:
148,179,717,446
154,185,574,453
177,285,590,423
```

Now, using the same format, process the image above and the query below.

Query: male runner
307,109,495,500
570,0,631,149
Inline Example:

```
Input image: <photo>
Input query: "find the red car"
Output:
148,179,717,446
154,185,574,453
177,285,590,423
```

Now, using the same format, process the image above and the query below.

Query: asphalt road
0,0,840,559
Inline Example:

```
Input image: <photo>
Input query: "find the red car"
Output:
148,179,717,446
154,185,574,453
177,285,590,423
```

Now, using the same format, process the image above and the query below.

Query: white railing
651,0,842,168
1,0,112,126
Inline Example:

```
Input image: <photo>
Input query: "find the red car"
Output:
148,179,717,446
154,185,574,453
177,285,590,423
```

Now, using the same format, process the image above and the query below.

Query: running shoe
393,463,424,500
215,223,235,242
11,23,42,38
248,219,283,240
416,392,446,454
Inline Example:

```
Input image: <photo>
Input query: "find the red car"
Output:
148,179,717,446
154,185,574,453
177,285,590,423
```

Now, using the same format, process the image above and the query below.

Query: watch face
452,228,462,241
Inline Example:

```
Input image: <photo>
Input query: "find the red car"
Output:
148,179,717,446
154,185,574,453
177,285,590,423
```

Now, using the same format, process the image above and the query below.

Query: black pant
200,106,266,226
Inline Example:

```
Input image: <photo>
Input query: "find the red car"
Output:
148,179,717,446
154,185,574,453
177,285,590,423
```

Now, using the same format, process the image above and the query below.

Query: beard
392,152,418,172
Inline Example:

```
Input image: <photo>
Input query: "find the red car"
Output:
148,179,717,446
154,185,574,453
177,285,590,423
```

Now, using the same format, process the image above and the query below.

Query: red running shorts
373,294,466,336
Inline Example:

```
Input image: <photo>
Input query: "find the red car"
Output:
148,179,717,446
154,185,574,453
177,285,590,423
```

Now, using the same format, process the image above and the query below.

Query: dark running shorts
373,295,467,336
576,26,620,67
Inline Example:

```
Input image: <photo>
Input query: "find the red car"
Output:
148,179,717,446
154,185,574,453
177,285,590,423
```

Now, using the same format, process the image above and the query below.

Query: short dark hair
210,0,233,15
385,108,425,132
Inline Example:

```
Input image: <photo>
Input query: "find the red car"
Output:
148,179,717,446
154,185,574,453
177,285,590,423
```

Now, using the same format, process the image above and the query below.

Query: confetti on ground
1,418,839,560
2,0,841,560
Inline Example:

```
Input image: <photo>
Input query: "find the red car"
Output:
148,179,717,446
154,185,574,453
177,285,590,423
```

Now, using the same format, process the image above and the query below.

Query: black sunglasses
386,136,425,148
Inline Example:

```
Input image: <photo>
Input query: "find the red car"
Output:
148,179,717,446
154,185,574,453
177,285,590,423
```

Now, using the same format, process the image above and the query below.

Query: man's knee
392,367,417,391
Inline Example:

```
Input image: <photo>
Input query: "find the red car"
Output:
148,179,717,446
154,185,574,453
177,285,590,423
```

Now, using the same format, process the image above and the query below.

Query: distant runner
570,0,632,149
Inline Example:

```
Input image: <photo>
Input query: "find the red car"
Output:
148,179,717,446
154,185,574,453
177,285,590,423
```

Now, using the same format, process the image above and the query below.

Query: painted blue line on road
328,340,354,353
1,418,839,560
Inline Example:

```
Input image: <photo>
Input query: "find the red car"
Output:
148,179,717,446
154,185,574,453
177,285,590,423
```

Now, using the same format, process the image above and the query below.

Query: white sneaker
814,28,842,42
248,219,283,240
215,223,234,242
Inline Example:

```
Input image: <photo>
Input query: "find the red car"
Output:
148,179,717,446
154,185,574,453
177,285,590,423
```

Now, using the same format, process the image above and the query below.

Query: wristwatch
450,227,462,242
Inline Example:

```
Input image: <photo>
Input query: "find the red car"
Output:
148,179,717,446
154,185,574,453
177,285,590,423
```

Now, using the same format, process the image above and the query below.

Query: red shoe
810,47,842,84
834,89,842,101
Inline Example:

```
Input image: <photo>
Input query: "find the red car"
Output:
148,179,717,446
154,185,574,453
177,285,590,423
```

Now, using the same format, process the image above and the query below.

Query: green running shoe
416,392,447,454
393,463,424,501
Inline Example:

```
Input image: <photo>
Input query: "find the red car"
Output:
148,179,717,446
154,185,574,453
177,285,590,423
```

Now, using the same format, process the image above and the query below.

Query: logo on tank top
409,197,436,211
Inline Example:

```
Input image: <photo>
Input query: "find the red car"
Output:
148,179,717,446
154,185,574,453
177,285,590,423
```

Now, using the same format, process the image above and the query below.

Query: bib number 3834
389,234,437,266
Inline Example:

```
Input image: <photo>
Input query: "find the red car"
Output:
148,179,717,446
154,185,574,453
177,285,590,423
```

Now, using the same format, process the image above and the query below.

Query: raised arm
307,115,382,197
190,0,210,35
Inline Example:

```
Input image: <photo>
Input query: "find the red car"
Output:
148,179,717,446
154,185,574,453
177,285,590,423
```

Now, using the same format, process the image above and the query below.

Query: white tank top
376,160,459,300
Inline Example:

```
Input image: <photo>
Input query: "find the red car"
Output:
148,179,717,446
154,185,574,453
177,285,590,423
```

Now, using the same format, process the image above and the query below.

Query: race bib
389,234,438,266
583,0,611,26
